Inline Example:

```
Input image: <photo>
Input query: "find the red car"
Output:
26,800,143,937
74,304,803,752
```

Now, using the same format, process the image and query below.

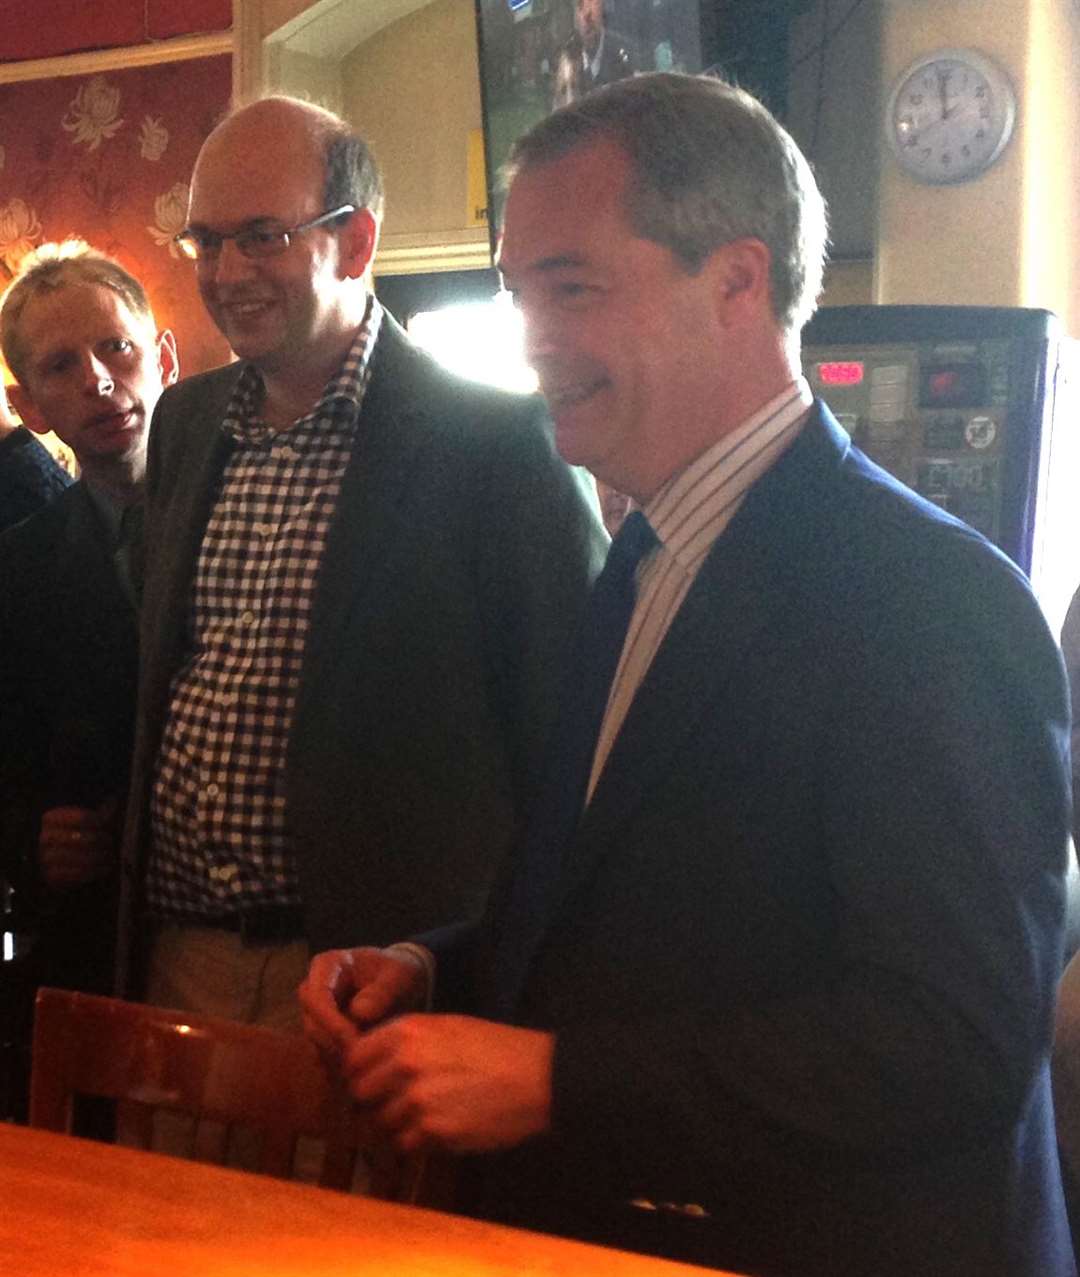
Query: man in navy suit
300,74,1074,1276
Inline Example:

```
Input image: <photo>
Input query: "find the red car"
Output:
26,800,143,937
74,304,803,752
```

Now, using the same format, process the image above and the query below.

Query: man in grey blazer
301,75,1074,1276
118,96,605,1027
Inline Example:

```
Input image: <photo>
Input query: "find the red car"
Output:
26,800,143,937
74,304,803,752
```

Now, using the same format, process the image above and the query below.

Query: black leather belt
186,905,305,946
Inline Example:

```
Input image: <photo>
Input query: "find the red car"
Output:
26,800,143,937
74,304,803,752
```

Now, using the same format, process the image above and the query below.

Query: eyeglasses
173,205,356,262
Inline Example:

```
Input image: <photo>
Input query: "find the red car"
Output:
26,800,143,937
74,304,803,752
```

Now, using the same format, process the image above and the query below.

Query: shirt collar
222,295,384,444
643,377,813,572
588,29,606,78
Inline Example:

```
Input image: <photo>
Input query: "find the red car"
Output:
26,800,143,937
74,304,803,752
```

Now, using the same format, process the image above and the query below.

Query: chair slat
28,988,422,1196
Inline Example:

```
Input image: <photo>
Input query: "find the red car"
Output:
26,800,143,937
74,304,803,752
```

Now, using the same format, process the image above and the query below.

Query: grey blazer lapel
142,369,237,725
160,380,237,594
301,318,435,677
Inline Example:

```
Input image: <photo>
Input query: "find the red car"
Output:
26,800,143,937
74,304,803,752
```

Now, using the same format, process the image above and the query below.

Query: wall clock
886,48,1017,185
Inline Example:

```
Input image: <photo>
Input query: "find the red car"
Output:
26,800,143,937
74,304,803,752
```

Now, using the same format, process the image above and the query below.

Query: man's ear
6,383,49,436
340,207,379,281
156,329,179,387
710,237,773,325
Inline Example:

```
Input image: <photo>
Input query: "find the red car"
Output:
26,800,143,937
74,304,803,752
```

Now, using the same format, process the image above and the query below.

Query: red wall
0,2,234,376
0,1,232,64
0,57,234,376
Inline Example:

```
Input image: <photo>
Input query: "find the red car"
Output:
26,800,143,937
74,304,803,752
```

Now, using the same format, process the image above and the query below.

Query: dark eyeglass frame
173,204,356,262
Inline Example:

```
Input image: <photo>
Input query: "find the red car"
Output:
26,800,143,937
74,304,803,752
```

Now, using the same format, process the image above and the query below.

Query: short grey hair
505,72,828,334
0,240,156,384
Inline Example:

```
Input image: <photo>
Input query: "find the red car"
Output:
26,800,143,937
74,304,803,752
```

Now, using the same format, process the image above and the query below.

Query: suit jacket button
661,1201,710,1218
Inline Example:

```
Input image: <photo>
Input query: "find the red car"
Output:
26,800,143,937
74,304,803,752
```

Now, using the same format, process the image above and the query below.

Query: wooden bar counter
1,1122,729,1275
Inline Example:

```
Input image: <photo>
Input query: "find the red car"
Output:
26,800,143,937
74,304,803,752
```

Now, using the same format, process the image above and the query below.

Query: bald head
209,94,340,141
194,96,384,225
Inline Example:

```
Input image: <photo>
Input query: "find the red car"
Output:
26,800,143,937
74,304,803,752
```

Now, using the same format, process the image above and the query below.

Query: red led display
816,361,865,387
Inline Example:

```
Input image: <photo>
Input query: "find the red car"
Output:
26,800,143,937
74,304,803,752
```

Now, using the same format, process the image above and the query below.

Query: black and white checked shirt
587,378,813,800
145,301,383,920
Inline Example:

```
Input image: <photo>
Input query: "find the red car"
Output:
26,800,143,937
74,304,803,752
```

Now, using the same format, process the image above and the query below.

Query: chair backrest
29,987,416,1196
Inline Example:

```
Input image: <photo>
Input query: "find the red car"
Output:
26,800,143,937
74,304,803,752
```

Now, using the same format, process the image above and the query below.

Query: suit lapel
143,370,237,722
563,518,779,901
562,407,851,899
300,318,434,679
161,381,237,601
56,485,134,642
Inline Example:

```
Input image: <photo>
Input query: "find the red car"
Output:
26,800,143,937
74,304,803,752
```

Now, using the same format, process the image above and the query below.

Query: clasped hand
299,946,554,1154
38,800,119,887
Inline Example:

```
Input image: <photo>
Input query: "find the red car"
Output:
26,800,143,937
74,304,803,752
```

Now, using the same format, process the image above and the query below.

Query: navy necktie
491,510,657,1018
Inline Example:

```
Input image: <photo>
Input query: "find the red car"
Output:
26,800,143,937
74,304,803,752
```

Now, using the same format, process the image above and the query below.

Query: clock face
888,50,1016,184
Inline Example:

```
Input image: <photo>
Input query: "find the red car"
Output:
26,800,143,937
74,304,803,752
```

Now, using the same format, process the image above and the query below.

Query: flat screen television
474,0,704,242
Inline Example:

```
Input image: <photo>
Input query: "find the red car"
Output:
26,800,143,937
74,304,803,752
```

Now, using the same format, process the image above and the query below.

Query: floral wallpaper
0,55,232,380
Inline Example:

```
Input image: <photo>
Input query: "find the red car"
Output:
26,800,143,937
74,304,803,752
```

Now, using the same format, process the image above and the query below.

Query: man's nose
522,306,559,364
82,354,114,394
207,236,254,284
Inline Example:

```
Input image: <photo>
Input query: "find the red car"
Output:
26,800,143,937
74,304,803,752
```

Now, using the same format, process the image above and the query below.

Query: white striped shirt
587,378,814,800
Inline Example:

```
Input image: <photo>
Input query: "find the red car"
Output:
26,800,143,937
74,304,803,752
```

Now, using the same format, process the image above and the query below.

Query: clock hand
939,67,953,120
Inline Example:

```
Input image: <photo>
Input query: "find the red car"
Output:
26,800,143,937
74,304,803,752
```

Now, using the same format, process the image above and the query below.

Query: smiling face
498,139,728,503
9,282,175,479
187,107,363,389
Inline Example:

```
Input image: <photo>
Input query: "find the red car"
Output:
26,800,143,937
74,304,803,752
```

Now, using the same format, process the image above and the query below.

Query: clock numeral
910,92,924,106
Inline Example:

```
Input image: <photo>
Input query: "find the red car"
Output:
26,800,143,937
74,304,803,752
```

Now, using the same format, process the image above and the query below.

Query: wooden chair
28,987,419,1197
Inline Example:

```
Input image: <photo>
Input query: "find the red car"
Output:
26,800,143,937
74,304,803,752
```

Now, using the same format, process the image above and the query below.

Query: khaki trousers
128,926,315,1174
145,924,310,1030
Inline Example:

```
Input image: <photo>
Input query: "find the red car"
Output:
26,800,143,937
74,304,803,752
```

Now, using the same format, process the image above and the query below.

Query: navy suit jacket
118,315,607,991
433,404,1076,1277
